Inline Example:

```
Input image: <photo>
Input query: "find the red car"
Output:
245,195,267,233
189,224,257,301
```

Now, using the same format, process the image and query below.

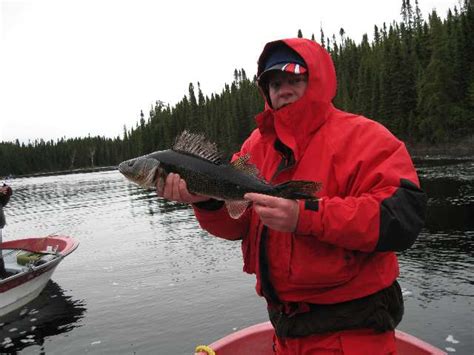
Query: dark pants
0,259,5,278
0,228,6,278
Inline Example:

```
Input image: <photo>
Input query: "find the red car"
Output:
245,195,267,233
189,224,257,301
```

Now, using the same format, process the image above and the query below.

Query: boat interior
1,249,58,281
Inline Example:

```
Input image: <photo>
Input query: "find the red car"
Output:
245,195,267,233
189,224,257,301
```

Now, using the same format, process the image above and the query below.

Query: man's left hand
244,193,299,232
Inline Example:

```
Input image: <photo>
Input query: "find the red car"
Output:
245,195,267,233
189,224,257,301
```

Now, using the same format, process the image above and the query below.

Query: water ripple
0,163,472,354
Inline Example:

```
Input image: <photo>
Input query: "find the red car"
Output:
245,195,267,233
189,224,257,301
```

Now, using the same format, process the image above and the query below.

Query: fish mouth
118,157,160,189
118,159,141,183
118,161,126,174
118,160,132,174
118,158,141,176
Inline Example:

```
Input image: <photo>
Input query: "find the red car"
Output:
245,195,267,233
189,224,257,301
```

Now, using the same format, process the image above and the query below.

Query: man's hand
0,186,9,195
0,185,12,206
244,193,299,232
157,173,211,204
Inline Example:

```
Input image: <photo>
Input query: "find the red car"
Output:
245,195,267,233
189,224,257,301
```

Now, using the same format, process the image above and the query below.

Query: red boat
196,321,446,355
0,236,79,317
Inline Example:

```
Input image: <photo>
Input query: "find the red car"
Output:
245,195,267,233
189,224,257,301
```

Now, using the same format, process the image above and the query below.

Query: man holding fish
121,38,427,354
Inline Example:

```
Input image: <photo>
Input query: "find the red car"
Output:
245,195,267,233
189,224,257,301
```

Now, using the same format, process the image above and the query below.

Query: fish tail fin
273,180,321,200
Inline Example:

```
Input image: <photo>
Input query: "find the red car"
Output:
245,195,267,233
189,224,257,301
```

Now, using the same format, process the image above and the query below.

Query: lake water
0,157,472,354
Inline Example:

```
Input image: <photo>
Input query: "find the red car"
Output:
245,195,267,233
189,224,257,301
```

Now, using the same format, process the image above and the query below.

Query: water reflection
416,159,474,181
1,160,472,353
424,203,474,232
0,280,86,353
7,171,128,236
399,231,473,302
417,159,474,233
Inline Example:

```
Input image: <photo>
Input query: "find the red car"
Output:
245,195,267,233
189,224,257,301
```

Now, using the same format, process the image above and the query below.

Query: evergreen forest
1,0,473,176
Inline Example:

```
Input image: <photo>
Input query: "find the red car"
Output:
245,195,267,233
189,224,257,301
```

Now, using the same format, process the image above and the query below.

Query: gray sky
0,0,457,143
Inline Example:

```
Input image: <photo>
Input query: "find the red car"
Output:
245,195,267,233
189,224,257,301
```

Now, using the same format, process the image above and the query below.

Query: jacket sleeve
296,130,427,253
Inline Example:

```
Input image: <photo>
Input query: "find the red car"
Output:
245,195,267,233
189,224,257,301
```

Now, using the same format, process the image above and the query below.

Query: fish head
118,156,162,189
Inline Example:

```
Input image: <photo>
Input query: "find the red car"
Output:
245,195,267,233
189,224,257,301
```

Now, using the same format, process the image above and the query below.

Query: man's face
267,71,308,110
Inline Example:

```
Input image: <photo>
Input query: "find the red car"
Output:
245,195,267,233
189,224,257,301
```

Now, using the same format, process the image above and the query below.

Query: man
159,38,426,354
0,183,13,278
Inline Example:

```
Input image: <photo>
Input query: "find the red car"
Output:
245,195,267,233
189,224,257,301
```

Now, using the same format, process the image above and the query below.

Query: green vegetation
1,0,472,176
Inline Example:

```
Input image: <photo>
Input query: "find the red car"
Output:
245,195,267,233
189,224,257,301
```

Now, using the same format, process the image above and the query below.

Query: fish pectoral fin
225,200,251,219
231,154,260,177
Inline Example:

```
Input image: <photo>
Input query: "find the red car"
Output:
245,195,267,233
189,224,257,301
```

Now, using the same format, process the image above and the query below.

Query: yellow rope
194,344,216,355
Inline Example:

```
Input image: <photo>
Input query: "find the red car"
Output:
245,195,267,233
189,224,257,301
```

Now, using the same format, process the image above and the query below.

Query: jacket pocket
288,234,360,287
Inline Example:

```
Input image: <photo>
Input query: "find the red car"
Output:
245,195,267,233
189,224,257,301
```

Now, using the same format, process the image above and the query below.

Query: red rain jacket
193,38,426,305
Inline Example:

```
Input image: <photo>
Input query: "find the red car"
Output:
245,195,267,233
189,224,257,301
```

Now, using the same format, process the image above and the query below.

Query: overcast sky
0,0,457,143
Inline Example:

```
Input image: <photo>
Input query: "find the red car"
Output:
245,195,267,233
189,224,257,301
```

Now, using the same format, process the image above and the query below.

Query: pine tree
2,0,472,176
417,11,456,142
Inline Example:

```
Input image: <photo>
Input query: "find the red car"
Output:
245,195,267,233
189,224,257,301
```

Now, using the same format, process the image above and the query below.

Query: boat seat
4,264,26,273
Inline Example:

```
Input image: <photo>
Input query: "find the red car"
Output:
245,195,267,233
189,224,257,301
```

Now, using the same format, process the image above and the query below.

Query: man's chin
276,102,290,110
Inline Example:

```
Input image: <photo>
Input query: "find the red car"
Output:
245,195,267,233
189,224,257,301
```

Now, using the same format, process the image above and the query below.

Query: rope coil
194,344,216,355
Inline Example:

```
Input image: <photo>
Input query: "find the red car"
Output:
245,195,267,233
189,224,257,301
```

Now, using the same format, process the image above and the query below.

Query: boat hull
0,263,59,317
0,236,78,317
204,321,447,355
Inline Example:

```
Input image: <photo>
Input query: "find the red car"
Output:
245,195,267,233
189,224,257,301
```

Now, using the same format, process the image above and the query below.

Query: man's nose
278,81,293,94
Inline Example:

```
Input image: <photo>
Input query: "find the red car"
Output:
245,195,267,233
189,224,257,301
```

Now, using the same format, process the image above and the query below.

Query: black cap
258,45,307,81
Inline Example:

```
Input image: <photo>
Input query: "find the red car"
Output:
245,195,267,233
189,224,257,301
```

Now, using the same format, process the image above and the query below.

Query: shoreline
6,166,117,179
405,135,474,158
2,137,473,180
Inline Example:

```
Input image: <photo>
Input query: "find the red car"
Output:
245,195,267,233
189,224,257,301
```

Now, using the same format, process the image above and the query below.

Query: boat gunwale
207,321,447,355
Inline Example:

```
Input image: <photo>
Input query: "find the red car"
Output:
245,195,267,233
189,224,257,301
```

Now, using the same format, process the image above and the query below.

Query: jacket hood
255,38,337,161
257,38,337,107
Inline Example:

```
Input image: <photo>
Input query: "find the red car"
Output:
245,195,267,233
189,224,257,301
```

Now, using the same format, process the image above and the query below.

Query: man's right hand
156,173,211,204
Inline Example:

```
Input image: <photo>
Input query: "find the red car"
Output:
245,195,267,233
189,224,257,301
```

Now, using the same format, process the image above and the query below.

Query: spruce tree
417,11,456,142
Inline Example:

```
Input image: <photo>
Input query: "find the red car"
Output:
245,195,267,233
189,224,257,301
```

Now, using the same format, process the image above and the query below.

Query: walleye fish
118,131,321,219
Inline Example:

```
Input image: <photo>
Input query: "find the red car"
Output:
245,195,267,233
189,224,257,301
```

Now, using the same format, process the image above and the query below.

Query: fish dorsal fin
172,130,222,164
225,200,251,219
231,154,260,176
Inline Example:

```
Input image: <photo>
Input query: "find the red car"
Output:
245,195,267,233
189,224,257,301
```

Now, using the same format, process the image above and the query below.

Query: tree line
1,0,472,176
